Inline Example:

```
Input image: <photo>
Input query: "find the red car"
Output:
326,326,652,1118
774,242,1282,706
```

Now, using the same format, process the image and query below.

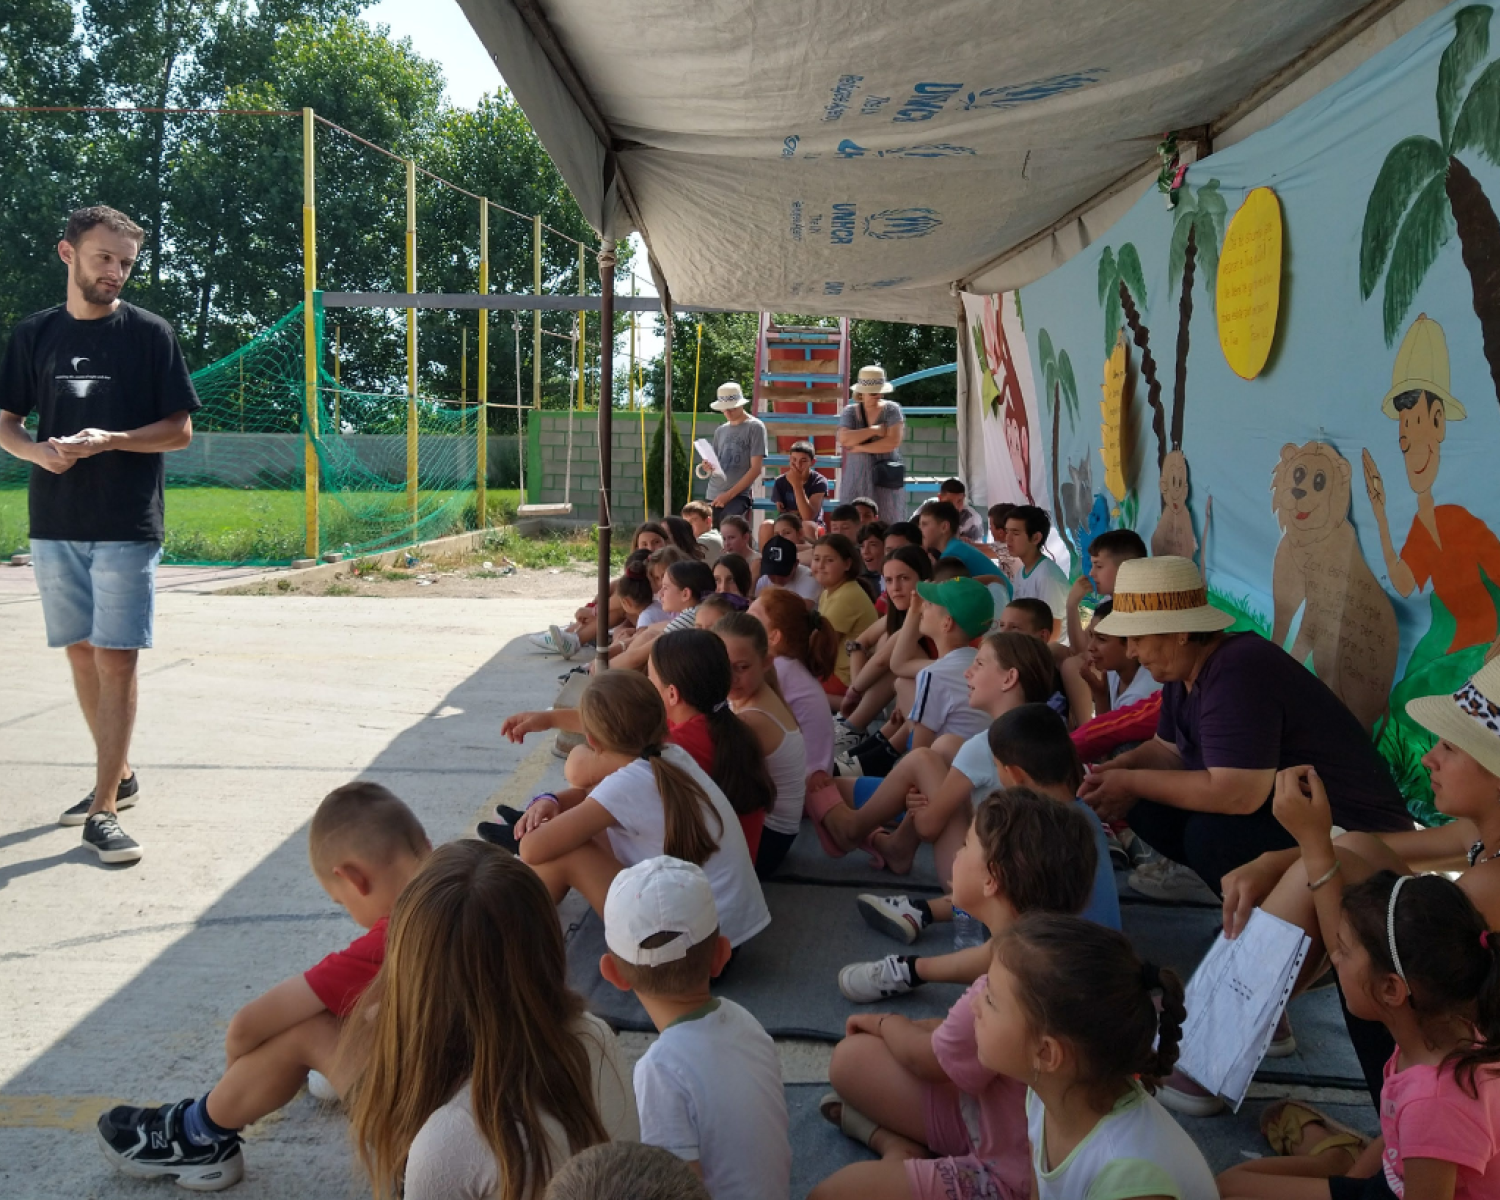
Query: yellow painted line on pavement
0,1094,150,1132
473,739,555,828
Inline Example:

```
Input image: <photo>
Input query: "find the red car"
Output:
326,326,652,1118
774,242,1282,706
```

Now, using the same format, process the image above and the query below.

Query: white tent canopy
456,0,1430,325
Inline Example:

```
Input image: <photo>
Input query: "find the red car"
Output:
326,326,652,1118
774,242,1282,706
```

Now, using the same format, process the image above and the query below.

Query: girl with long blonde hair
345,842,637,1200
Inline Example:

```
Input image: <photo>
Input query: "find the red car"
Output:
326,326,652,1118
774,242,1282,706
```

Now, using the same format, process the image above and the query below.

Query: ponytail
578,669,723,863
995,913,1184,1106
756,587,839,679
650,631,774,817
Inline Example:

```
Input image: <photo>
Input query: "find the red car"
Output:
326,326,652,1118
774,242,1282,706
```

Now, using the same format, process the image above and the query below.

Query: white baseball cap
603,856,720,966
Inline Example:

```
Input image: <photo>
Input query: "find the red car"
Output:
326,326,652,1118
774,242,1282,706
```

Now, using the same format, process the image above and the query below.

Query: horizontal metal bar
758,413,844,425
319,291,724,313
888,363,958,387
760,372,846,385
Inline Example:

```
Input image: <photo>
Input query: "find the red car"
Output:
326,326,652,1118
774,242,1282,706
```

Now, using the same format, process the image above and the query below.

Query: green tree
850,319,957,407
643,312,759,411
1167,180,1226,450
1361,4,1500,404
1099,243,1166,468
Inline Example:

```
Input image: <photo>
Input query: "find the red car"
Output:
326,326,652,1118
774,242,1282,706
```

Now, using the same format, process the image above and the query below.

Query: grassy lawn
0,486,525,564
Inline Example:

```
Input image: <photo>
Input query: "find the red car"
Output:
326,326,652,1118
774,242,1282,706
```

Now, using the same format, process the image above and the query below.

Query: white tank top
740,704,807,836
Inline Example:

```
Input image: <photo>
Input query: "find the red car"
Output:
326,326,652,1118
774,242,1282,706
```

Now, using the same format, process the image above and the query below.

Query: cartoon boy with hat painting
1363,314,1500,655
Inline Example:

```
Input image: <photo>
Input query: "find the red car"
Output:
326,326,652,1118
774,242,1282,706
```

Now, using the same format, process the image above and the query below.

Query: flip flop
819,1091,880,1150
1260,1099,1368,1168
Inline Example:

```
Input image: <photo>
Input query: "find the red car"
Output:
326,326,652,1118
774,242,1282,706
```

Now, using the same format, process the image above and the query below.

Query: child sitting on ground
857,522,888,588
827,503,863,541
772,511,814,564
839,546,933,738
838,702,1122,1003
681,500,722,564
718,515,759,575
849,497,880,527
712,552,753,599
610,560,718,671
812,788,1101,1200
1067,600,1163,761
600,857,790,1200
754,534,822,606
511,670,770,946
978,914,1216,1200
842,577,992,775
97,783,430,1191
693,593,742,627
546,1142,711,1200
812,534,880,697
346,841,638,1200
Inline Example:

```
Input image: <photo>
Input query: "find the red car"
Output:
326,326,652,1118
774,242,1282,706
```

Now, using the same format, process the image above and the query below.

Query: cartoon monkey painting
1270,441,1398,731
1151,449,1197,562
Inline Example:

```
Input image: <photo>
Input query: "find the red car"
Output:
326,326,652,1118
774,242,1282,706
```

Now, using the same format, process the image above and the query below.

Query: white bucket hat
710,381,749,412
852,365,894,395
1094,556,1233,636
1406,657,1500,779
603,856,720,967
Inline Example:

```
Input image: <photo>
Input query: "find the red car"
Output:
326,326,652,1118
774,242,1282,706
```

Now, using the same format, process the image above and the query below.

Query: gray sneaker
59,774,139,827
82,812,142,864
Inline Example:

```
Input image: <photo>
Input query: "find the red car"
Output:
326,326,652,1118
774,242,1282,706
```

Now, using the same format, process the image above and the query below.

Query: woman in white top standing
514,671,770,947
714,610,808,879
346,842,639,1200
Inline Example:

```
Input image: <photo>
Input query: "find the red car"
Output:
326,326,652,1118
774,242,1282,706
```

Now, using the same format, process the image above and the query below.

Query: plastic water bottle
951,906,987,951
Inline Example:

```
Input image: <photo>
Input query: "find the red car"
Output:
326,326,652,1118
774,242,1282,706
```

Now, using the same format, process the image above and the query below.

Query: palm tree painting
1036,328,1079,555
1099,243,1167,467
1167,180,1227,450
1361,4,1500,405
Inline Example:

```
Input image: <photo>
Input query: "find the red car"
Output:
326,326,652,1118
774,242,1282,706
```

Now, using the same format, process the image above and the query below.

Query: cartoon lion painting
1270,441,1398,731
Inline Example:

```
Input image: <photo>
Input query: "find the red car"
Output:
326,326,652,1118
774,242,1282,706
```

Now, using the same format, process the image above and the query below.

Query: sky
363,0,664,367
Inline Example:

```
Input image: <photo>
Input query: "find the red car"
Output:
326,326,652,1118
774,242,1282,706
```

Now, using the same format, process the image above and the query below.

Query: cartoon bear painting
1270,441,1399,731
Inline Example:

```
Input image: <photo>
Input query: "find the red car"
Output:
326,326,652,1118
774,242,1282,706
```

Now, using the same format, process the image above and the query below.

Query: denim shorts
31,539,162,650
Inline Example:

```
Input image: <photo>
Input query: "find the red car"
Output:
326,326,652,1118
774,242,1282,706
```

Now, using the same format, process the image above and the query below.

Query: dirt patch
223,549,602,601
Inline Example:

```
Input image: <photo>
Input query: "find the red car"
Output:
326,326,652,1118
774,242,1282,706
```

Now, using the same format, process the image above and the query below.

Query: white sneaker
527,630,554,650
838,954,915,1003
548,625,582,659
833,718,865,755
1127,857,1218,905
1155,1069,1226,1117
306,1070,339,1103
832,750,863,778
856,894,928,945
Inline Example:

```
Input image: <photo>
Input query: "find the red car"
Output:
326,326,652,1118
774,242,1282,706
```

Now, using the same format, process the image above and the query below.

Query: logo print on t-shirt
57,356,109,399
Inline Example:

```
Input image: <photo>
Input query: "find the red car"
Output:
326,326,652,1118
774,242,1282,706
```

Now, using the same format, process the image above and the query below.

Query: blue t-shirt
949,733,1120,931
771,469,830,513
941,537,1003,584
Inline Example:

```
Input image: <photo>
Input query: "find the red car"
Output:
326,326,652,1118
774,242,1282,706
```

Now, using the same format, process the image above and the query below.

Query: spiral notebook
1175,908,1311,1110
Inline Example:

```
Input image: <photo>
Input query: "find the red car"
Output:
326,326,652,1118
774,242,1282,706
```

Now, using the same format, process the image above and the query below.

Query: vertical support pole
662,295,673,516
460,326,468,436
532,214,542,410
596,236,616,664
576,242,586,411
476,200,489,529
301,107,319,560
238,352,244,434
405,159,419,538
332,324,341,434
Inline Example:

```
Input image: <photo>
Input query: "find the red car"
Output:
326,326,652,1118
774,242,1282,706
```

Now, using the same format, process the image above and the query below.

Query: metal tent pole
596,236,616,663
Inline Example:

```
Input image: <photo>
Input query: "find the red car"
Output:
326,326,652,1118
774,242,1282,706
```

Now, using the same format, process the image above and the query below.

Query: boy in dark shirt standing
0,206,199,864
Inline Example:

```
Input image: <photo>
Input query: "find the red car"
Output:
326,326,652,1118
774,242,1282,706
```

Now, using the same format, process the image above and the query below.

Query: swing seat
515,502,575,517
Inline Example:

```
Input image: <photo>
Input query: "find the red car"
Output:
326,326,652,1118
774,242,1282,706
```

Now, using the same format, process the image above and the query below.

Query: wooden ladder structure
751,315,850,509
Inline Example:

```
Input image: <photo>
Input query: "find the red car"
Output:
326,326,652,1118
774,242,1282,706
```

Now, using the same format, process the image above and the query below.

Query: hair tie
1387,874,1410,982
1139,961,1162,993
1483,930,1492,951
712,700,729,713
640,744,663,760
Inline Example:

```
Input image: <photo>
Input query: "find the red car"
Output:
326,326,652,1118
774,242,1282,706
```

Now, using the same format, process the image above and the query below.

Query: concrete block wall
529,410,958,527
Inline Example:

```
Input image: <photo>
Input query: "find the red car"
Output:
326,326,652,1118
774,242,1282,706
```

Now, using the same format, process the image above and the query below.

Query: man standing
706,381,765,528
0,206,198,864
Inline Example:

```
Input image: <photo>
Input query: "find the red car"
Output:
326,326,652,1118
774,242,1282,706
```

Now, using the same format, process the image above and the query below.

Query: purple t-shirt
771,470,830,514
1156,633,1408,832
774,656,834,775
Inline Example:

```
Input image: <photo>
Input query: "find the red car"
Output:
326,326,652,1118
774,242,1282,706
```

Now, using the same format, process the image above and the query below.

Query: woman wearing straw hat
1078,557,1410,899
1163,656,1500,1127
836,365,906,524
706,382,767,529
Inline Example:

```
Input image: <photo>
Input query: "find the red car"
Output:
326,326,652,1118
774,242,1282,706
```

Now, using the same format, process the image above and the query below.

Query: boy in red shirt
96,782,430,1190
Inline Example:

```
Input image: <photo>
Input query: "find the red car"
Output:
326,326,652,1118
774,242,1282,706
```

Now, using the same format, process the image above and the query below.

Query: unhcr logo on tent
864,209,942,239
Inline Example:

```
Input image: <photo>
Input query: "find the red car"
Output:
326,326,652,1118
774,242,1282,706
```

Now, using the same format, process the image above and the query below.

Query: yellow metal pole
633,277,647,507
301,107,319,560
460,325,467,437
576,242,586,410
476,199,488,528
532,214,541,410
688,319,703,480
238,351,244,433
332,324,340,434
405,158,418,537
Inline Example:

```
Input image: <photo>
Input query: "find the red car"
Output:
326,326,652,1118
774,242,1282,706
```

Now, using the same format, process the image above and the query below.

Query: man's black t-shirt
0,303,200,542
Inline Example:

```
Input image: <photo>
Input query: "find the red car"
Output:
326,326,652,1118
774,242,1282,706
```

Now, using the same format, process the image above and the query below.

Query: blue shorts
31,539,162,650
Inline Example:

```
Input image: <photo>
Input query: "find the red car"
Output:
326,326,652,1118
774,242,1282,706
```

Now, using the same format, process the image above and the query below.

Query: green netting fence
1,299,516,565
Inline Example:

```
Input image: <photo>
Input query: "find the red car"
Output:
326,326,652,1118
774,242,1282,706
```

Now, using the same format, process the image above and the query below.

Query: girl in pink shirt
1219,869,1500,1200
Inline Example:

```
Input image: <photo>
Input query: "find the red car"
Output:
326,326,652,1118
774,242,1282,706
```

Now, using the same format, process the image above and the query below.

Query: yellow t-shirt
819,581,879,685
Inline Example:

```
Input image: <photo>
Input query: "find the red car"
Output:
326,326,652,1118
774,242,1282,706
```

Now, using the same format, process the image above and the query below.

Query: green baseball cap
916,577,995,639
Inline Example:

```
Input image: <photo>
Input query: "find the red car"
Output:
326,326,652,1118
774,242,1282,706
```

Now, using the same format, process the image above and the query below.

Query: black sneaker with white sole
97,1100,244,1191
59,773,139,826
83,811,143,864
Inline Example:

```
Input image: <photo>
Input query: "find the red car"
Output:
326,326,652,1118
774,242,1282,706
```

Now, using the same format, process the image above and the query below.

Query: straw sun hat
710,381,749,412
851,365,894,394
1094,556,1233,637
1407,657,1500,779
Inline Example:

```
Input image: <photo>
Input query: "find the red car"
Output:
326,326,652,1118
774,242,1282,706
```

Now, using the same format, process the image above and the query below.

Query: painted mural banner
988,0,1500,820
